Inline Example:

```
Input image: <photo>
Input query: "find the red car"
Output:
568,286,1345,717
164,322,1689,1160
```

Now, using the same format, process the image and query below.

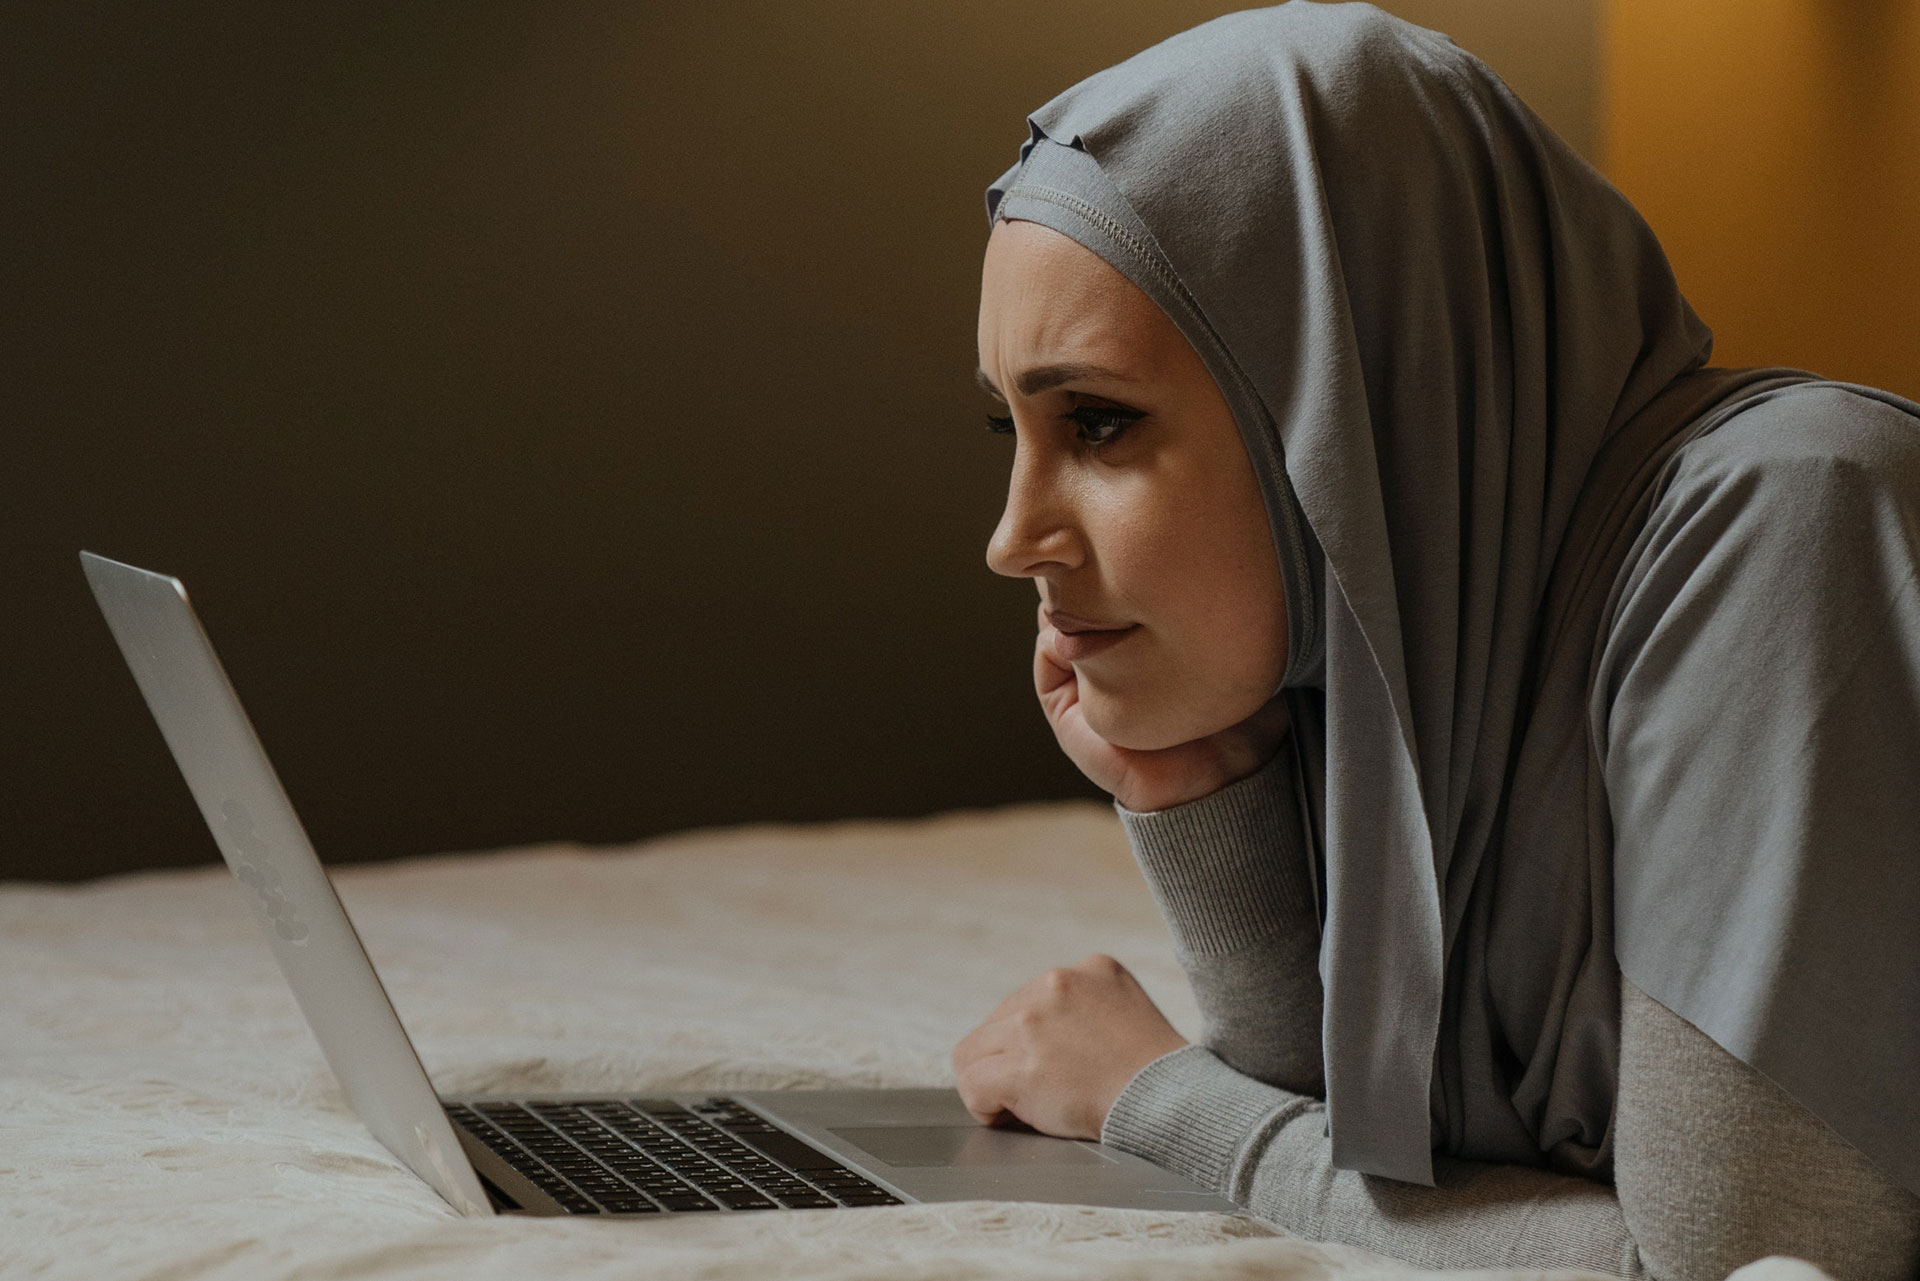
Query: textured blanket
2,803,1826,1280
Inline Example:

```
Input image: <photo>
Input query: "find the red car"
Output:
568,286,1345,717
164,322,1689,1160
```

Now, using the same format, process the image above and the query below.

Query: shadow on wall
6,0,1599,881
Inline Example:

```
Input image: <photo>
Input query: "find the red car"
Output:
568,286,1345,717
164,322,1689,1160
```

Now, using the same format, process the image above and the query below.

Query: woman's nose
986,447,1083,579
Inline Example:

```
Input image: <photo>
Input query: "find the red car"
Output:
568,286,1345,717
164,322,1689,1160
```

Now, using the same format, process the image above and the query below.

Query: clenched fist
951,953,1188,1140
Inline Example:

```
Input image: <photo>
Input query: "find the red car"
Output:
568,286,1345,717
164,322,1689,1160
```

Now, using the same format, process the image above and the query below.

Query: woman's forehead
979,220,1175,381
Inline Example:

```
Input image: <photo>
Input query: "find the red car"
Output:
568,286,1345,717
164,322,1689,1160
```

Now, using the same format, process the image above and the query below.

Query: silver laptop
80,551,1238,1219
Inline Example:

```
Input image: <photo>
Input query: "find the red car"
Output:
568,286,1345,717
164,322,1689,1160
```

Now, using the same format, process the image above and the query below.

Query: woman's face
978,218,1288,751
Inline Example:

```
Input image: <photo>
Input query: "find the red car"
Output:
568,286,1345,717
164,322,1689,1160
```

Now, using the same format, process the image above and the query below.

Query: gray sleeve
1113,733,1323,1097
1615,981,1920,1281
1106,748,1920,1279
1102,1035,1645,1276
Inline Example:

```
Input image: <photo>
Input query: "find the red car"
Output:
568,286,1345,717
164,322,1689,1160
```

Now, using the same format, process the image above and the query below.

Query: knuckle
954,1058,991,1100
954,1062,1009,1122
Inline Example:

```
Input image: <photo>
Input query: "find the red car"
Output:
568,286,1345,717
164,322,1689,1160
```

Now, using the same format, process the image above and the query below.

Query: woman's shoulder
1609,377,1920,616
1672,377,1920,484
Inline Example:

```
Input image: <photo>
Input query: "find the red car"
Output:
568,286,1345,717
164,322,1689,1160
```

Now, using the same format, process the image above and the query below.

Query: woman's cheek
1076,637,1215,751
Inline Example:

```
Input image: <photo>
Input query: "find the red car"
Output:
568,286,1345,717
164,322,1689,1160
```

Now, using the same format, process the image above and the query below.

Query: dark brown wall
4,2,1595,881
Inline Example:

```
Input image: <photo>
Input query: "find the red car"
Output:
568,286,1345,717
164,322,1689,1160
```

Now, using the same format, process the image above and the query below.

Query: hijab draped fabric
986,2,1920,1193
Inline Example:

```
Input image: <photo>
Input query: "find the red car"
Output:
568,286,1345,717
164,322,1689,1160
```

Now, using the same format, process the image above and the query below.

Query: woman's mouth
1045,610,1140,661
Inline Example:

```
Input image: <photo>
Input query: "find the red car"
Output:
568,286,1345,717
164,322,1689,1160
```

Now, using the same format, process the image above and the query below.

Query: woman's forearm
1116,727,1640,1274
1104,982,1920,1281
1116,733,1324,1096
1103,1043,1644,1275
1112,743,1920,1281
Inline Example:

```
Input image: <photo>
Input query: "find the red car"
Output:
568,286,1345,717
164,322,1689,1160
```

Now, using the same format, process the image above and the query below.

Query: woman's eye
1070,406,1143,445
981,406,1143,443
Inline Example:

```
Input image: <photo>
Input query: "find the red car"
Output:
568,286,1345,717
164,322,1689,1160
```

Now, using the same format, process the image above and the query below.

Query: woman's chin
1079,687,1212,753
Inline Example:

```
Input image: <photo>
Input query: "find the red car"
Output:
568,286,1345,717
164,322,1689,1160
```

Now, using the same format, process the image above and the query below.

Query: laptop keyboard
445,1097,906,1214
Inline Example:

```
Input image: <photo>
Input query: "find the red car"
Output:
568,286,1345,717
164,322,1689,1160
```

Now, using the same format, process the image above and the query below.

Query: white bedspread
2,803,1826,1280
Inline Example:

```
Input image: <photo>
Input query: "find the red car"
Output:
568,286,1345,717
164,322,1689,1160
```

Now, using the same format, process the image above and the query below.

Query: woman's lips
1045,610,1139,661
1052,626,1137,660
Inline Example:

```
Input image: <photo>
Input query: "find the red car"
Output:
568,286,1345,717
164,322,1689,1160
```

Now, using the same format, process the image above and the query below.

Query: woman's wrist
1110,699,1292,814
1100,1043,1316,1196
1114,739,1316,954
1113,745,1280,814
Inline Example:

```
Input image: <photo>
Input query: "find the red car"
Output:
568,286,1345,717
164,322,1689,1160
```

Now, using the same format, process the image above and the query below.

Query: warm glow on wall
1602,0,1920,398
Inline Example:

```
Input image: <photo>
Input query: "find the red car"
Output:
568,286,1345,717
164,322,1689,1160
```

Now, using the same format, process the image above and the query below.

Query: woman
949,5,1920,1278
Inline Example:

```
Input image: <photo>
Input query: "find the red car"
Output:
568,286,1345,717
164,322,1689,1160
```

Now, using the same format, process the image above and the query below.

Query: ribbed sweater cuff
1114,738,1314,955
1101,1043,1313,1195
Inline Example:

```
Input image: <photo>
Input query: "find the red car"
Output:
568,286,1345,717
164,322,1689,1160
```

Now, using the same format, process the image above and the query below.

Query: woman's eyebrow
973,362,1134,400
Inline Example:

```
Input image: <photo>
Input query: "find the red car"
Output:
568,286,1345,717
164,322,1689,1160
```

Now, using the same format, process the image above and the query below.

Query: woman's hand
1035,603,1292,813
950,953,1188,1139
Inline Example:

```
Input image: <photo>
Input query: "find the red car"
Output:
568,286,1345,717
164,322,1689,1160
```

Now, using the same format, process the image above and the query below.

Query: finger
990,960,1082,1021
954,1049,1019,1126
1033,623,1076,702
1075,952,1129,983
951,1009,1017,1072
1049,694,1124,778
985,969,1057,1023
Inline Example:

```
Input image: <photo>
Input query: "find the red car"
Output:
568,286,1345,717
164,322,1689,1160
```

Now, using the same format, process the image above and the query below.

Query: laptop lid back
80,551,491,1216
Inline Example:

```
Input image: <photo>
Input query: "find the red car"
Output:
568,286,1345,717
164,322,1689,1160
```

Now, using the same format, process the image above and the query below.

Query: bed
2,801,1826,1280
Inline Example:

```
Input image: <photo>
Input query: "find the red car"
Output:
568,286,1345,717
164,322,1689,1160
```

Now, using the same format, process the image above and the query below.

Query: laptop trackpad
827,1125,1111,1168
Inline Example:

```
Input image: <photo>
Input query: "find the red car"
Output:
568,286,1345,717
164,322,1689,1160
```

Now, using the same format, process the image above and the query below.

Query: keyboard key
656,1195,719,1212
600,1197,660,1214
719,1196,779,1210
669,1119,721,1134
777,1192,838,1209
762,1186,813,1199
733,1130,846,1171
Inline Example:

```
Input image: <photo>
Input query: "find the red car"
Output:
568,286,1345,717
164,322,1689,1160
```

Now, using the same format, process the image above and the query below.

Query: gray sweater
1102,737,1920,1281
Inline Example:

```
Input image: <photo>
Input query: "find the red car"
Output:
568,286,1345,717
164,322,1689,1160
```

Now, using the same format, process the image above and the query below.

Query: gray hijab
985,1,1920,1194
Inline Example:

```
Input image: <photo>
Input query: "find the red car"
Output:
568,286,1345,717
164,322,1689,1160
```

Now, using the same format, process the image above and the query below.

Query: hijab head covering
983,0,1920,1193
